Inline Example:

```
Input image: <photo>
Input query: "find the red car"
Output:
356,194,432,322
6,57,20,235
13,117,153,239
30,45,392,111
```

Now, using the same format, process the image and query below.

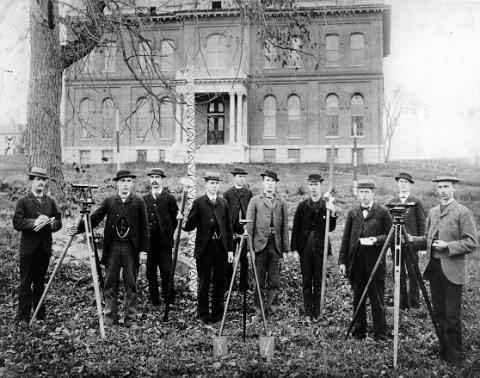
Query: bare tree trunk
26,0,64,196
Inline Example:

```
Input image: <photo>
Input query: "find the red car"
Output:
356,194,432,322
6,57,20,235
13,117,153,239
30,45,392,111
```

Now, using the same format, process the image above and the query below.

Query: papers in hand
359,237,376,246
34,217,55,232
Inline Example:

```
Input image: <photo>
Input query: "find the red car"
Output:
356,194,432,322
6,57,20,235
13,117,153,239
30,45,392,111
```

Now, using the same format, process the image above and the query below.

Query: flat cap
307,173,324,182
147,168,166,177
203,171,222,181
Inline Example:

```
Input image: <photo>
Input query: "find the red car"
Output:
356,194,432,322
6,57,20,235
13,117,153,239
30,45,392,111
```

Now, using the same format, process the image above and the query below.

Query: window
288,37,301,68
159,149,166,162
352,148,364,165
350,33,365,65
207,99,225,144
79,150,91,164
159,39,175,70
79,98,94,139
137,150,147,162
136,98,152,139
327,147,339,162
287,95,301,138
138,40,153,72
263,149,276,163
101,98,115,139
263,95,277,137
206,35,227,69
102,42,116,73
264,41,277,68
101,149,113,162
326,34,339,64
325,94,339,137
159,97,173,139
351,94,364,136
212,0,221,9
288,149,300,162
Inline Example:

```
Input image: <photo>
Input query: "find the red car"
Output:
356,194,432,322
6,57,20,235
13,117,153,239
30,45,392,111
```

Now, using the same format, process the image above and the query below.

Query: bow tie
361,206,370,212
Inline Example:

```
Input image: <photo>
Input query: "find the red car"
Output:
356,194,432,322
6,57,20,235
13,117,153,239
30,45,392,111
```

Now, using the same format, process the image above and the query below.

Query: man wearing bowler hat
223,167,253,291
13,167,62,323
409,175,477,365
390,172,426,309
180,171,234,324
68,170,149,328
338,178,392,340
246,169,290,320
143,168,178,306
291,173,337,323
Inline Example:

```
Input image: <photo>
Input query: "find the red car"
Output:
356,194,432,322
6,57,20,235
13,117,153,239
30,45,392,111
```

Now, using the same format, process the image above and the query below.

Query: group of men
13,165,477,365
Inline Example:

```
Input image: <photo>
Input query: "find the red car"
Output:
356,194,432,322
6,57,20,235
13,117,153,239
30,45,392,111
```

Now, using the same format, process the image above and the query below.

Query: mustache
151,181,159,185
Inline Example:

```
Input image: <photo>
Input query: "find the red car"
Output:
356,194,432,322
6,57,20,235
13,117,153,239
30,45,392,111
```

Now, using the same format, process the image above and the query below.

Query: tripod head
71,183,98,213
386,202,415,224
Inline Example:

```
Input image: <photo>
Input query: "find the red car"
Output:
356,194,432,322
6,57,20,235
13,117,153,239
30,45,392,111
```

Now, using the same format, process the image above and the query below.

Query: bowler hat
307,173,324,182
231,167,248,175
395,172,414,184
432,175,460,183
260,169,279,182
147,168,166,177
203,171,222,182
357,178,376,190
113,170,136,181
28,167,49,180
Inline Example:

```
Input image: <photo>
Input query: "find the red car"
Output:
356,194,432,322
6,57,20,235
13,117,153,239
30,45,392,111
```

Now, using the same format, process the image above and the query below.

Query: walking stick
319,144,335,317
164,178,189,322
30,217,82,325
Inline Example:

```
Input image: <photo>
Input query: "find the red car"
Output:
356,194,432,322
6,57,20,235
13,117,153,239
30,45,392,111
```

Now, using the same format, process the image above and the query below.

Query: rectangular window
137,150,147,162
79,150,91,164
101,150,113,162
263,149,276,163
325,35,339,65
159,149,166,162
288,149,300,162
288,37,301,68
351,116,364,136
327,148,339,162
326,115,339,137
103,43,116,73
352,148,364,165
350,33,365,66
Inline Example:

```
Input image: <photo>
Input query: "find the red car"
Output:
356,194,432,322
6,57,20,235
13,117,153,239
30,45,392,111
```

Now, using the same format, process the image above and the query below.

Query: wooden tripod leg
84,214,105,339
218,236,244,336
345,226,395,339
393,224,402,368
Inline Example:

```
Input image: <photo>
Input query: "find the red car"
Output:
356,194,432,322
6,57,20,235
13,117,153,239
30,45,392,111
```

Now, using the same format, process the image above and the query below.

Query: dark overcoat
223,186,253,234
143,190,178,248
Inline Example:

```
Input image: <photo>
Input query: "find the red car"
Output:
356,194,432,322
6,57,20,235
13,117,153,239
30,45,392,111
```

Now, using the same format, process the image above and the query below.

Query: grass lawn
0,156,479,377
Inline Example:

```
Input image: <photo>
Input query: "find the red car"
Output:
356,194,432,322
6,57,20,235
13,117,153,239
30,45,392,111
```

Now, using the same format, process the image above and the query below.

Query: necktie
361,206,370,211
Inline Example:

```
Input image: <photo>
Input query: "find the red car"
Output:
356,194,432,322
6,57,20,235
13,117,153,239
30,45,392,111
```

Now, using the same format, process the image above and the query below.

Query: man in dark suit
68,170,149,328
291,173,337,322
223,167,253,291
338,178,393,340
143,168,178,306
181,171,234,324
13,167,62,323
390,172,426,309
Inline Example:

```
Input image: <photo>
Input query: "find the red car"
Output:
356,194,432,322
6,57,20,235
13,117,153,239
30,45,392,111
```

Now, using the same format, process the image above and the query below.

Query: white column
236,93,243,145
229,92,235,144
175,101,182,144
243,95,248,146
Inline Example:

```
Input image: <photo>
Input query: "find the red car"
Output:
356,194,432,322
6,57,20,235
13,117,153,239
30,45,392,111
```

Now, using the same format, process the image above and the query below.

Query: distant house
62,0,390,165
0,120,24,156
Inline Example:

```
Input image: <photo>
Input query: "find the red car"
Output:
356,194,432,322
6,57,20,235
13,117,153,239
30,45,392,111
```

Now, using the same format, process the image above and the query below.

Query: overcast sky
1,0,479,160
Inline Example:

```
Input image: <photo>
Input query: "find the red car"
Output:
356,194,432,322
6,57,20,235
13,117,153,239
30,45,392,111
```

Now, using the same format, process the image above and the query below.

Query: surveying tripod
345,202,440,368
30,184,106,339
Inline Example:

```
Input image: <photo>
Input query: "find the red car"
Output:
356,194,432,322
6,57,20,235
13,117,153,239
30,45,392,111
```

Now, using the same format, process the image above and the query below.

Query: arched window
79,98,94,139
351,94,364,136
287,95,301,137
325,94,339,137
136,98,152,139
102,42,116,73
159,97,173,139
207,98,225,144
263,95,277,137
350,33,365,65
159,39,175,70
206,34,227,69
325,34,339,64
101,99,115,138
264,40,277,69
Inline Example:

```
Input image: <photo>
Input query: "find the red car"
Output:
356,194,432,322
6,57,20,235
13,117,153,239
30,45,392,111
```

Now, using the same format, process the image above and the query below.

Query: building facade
63,0,390,165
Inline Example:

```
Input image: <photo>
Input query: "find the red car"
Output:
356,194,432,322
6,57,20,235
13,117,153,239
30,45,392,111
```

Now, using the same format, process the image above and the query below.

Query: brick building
62,0,391,165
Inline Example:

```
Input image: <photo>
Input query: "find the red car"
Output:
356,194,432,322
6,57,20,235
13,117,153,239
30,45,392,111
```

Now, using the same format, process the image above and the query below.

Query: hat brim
28,174,49,179
147,173,166,177
432,178,460,183
260,173,279,182
113,175,137,181
357,185,376,190
307,178,324,183
231,171,248,175
203,176,222,181
395,176,414,183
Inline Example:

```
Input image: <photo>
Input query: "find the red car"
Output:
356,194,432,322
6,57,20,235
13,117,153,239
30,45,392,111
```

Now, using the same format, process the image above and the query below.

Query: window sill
262,136,277,140
325,136,340,139
325,64,340,68
286,136,301,140
350,135,365,138
348,64,366,67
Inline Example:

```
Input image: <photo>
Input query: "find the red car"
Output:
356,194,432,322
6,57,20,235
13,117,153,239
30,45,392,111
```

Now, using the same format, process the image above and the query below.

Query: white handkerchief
359,237,375,246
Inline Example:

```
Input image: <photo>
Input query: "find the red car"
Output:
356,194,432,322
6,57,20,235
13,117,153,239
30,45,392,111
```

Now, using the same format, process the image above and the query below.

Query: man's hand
324,192,336,214
406,233,413,243
139,252,147,265
66,224,78,236
292,250,299,261
176,211,184,220
339,264,346,277
34,215,49,227
228,251,234,263
433,240,449,252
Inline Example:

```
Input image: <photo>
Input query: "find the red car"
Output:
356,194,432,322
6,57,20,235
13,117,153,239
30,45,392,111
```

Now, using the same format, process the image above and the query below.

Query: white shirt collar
151,187,163,196
119,192,130,201
207,193,217,202
31,190,44,198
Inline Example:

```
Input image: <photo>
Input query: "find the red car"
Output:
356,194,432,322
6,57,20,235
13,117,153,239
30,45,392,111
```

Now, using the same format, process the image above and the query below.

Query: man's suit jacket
13,192,62,257
291,198,337,255
390,194,426,237
338,202,393,280
143,190,178,249
78,193,149,265
246,193,289,254
223,186,253,234
412,200,478,285
184,195,234,259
